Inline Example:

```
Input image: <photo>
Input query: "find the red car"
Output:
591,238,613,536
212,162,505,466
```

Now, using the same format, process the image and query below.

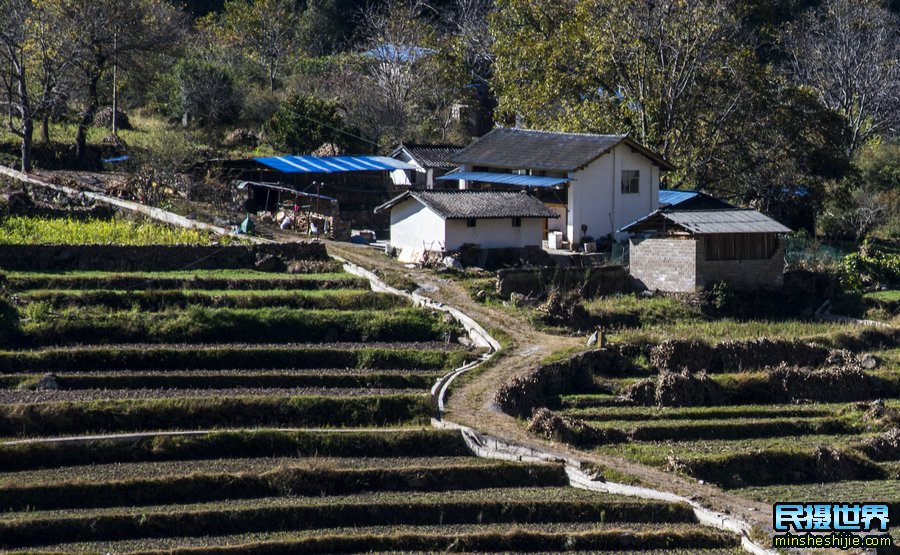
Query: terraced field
0,260,740,554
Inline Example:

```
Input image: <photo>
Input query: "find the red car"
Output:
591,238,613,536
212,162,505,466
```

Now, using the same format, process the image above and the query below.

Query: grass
18,289,406,311
585,294,703,328
0,429,471,472
19,306,456,346
0,462,568,512
3,369,445,391
0,488,700,549
559,403,839,421
0,394,434,437
0,216,228,245
866,289,900,301
3,524,739,554
610,319,867,344
5,270,368,291
734,479,900,505
0,344,470,373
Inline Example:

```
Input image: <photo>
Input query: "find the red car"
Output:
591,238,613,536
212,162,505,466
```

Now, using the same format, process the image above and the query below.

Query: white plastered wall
567,144,659,243
388,198,446,251
444,218,544,250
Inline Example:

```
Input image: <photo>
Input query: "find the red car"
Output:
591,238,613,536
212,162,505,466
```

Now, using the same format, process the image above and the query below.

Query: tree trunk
21,117,33,173
75,69,100,161
41,115,50,144
270,59,277,91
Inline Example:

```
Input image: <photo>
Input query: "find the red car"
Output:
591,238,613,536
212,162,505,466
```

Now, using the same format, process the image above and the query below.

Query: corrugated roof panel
620,209,792,234
253,155,414,174
436,171,568,187
658,189,700,206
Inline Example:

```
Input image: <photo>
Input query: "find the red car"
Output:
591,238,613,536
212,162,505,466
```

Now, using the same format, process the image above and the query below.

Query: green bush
840,246,900,291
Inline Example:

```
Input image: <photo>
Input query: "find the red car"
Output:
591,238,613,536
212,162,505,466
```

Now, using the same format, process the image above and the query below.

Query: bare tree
783,0,900,153
0,0,35,171
31,1,81,144
217,0,301,91
57,0,186,161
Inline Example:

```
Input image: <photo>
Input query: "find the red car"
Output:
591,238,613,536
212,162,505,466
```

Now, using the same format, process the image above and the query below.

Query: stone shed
620,208,791,292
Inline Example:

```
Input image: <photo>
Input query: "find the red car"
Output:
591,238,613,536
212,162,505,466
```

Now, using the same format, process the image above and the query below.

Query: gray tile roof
451,128,674,172
395,144,461,169
375,190,559,219
621,209,792,234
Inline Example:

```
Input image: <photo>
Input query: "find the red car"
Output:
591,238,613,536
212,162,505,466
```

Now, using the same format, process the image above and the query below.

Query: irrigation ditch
343,255,777,555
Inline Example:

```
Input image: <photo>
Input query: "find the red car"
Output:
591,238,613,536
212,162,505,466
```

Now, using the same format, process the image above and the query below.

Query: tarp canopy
253,155,414,174
435,171,568,188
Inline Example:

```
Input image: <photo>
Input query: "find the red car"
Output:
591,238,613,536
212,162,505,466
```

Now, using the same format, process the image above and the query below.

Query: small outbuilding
621,208,792,292
375,190,557,258
389,143,461,189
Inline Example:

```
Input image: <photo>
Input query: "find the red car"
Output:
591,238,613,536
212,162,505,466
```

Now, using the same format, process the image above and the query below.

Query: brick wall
696,237,785,289
629,237,698,293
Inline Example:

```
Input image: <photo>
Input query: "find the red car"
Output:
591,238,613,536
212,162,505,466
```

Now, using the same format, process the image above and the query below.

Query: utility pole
111,31,118,136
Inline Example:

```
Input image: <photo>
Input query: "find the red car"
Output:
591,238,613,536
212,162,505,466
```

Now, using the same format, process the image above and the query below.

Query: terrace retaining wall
0,242,327,272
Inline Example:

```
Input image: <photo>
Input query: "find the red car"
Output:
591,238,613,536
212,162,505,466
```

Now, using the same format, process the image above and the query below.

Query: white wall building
444,128,674,246
375,190,557,257
388,144,461,189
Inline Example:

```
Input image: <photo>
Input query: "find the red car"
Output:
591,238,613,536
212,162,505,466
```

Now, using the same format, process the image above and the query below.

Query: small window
466,218,477,228
621,170,640,194
512,217,522,227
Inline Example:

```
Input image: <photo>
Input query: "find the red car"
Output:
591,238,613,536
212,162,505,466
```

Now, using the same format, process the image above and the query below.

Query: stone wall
497,265,631,299
629,237,697,293
0,242,328,272
696,237,785,289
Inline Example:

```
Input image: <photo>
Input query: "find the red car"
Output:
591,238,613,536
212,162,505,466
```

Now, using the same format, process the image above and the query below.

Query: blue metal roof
436,172,568,188
253,155,414,174
658,189,700,207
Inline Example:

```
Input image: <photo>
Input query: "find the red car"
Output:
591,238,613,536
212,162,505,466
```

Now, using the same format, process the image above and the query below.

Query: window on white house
621,170,640,194
512,217,522,227
466,218,477,227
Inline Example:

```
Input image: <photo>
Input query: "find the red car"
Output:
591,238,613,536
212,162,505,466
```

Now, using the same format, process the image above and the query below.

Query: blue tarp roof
436,172,568,188
102,155,130,164
658,189,700,206
253,155,414,174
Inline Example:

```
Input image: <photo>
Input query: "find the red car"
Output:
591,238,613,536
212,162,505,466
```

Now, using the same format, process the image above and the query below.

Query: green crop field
0,215,230,245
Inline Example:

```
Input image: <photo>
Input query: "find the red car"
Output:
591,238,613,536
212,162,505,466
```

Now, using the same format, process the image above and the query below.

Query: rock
253,253,284,272
442,256,463,271
93,107,131,130
224,128,260,148
509,292,526,307
861,353,879,369
36,373,58,391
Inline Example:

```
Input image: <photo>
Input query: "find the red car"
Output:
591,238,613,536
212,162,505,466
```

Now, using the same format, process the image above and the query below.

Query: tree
216,0,301,91
0,0,36,171
265,93,366,153
782,0,900,154
174,59,242,127
55,0,186,161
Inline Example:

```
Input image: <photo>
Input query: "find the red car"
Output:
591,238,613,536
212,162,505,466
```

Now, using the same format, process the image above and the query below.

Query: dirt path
325,241,777,540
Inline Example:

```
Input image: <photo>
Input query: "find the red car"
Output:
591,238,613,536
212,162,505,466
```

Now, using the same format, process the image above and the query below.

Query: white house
375,190,557,258
388,144,461,189
441,128,674,246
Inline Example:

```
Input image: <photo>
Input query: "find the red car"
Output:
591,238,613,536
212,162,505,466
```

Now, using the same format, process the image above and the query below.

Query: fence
784,237,849,270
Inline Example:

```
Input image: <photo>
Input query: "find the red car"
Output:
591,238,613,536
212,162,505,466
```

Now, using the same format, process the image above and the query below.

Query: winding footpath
327,240,779,555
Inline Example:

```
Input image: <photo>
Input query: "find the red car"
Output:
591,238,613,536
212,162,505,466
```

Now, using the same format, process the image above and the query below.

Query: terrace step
0,488,702,549
0,461,569,511
2,369,444,390
0,343,469,373
0,429,472,472
18,523,740,554
0,386,430,403
0,394,435,437
589,416,854,441
561,403,837,422
20,307,453,347
17,289,405,311
6,271,368,291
